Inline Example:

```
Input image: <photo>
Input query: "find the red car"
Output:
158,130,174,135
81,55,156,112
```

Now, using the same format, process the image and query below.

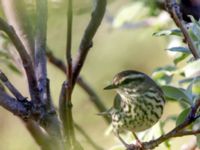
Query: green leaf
152,66,176,85
174,53,189,65
166,47,190,53
153,29,182,37
7,63,21,75
183,59,200,78
161,85,193,105
2,59,22,75
192,77,200,96
159,122,171,149
176,107,191,126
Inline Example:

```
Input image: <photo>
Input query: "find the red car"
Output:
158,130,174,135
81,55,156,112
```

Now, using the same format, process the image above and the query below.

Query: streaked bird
102,70,165,149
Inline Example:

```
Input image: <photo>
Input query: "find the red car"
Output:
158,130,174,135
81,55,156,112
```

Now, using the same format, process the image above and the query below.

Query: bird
180,0,200,22
103,70,165,149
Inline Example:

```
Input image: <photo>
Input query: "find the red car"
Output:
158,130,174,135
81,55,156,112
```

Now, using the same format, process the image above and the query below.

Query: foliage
0,0,200,150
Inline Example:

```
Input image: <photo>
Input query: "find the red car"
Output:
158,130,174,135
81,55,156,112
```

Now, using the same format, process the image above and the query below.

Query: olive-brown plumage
104,70,165,148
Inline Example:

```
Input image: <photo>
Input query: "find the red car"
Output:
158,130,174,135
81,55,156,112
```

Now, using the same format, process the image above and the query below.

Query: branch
77,77,109,122
0,70,24,100
0,18,40,104
25,120,53,150
35,0,48,105
126,99,200,150
46,50,66,73
72,0,107,87
0,89,29,117
66,0,73,81
165,0,200,59
46,50,109,123
74,123,104,150
1,0,35,59
61,0,76,147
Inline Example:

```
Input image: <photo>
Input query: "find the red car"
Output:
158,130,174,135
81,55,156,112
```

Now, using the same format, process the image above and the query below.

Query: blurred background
0,0,194,150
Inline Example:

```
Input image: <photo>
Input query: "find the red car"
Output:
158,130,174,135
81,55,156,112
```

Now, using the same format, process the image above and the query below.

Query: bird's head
104,70,155,94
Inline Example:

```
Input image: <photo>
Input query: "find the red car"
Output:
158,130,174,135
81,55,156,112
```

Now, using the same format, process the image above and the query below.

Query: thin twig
1,0,35,59
74,123,104,150
46,50,109,123
0,89,29,117
72,0,107,87
25,120,53,150
62,0,76,147
127,1,200,148
0,70,24,100
126,106,200,150
35,0,48,105
77,77,109,122
165,0,200,59
0,18,40,104
66,0,73,81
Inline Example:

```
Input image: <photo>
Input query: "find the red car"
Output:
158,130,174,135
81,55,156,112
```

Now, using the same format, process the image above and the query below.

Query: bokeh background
0,0,195,150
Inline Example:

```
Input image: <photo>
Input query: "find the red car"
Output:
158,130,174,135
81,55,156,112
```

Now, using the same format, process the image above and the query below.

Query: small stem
77,77,109,123
35,0,48,105
0,89,29,117
47,50,109,123
0,17,40,104
139,99,200,150
72,0,107,87
25,120,53,150
165,0,200,59
66,0,73,81
1,0,35,60
0,70,24,100
75,123,104,150
63,0,76,147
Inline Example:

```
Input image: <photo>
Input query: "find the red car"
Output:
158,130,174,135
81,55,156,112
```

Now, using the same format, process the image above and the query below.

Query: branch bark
0,18,41,104
47,50,109,123
61,0,76,147
72,0,107,87
165,0,200,59
126,1,200,149
35,0,48,105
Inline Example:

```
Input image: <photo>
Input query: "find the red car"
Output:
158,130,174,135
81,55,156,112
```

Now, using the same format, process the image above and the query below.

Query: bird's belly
117,97,164,132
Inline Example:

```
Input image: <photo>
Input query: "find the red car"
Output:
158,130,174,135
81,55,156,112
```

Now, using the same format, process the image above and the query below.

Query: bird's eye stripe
118,74,145,84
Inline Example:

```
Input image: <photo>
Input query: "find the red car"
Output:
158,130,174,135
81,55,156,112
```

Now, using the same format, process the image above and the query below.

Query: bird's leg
132,132,144,149
114,132,129,147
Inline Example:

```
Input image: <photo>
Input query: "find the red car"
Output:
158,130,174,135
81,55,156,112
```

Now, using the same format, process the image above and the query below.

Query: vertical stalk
35,0,48,104
65,0,76,147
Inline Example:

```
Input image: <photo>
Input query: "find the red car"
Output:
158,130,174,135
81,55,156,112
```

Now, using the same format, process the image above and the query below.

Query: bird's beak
104,84,118,90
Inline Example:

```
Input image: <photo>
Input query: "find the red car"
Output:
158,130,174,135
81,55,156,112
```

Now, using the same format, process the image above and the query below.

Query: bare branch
62,0,76,147
46,50,66,73
72,0,107,87
127,99,200,150
165,0,200,59
74,123,104,150
0,70,24,100
35,0,48,105
0,17,40,104
0,89,29,117
47,50,109,122
25,120,53,150
77,77,109,122
66,0,73,81
1,0,35,60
